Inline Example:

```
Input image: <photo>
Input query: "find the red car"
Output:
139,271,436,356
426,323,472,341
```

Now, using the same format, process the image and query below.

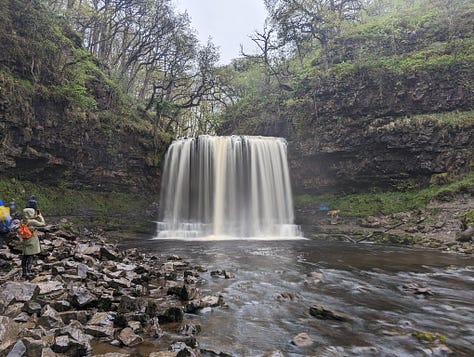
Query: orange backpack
18,223,33,239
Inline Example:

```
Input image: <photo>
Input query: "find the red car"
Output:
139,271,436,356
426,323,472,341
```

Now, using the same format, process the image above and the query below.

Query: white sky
175,0,268,65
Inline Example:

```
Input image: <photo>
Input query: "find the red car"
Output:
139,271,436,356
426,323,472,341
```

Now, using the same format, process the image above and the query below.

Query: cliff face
287,62,474,193
0,93,160,192
222,63,474,194
0,92,162,192
0,0,162,192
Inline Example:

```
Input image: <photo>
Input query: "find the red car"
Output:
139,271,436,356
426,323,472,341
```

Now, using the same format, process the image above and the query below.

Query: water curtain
156,135,301,239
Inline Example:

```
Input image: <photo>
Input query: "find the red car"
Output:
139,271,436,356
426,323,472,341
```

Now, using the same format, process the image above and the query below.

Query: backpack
0,206,11,233
18,223,33,239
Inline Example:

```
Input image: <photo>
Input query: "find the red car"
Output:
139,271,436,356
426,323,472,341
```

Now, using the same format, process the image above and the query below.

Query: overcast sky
175,0,268,65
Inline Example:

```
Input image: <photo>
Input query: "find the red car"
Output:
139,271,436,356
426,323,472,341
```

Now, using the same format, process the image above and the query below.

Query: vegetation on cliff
0,0,473,239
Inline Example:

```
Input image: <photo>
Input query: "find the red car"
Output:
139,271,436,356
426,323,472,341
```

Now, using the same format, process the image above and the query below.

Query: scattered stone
6,339,26,357
309,304,350,322
118,327,143,347
402,283,433,297
276,292,300,302
291,332,313,347
0,225,223,357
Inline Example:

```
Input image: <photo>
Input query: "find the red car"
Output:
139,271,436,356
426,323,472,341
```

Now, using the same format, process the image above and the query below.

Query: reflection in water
123,239,474,356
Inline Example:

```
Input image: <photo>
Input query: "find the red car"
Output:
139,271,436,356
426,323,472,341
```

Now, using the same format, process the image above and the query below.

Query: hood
23,208,36,219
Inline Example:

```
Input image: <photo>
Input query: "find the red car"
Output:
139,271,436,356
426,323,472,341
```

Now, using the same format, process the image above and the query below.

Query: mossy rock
412,330,447,345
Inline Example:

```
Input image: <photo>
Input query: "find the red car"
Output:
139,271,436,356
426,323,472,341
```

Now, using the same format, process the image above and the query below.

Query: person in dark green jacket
20,208,45,279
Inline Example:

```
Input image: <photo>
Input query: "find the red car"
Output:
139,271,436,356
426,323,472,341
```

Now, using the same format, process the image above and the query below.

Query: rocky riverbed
0,224,229,357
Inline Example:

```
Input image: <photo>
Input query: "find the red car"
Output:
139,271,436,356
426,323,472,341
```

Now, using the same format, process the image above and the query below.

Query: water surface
123,238,474,356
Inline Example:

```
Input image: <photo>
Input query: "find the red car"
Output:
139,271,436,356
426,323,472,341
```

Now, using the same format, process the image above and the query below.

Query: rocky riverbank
298,196,474,254
0,224,229,357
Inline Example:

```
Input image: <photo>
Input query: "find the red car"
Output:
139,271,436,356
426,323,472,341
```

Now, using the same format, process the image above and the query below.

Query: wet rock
0,317,21,352
51,335,70,354
456,226,473,242
0,225,208,357
168,285,200,301
58,310,89,325
277,292,300,302
40,347,57,357
309,304,350,321
169,341,197,356
58,323,92,356
0,282,39,312
306,271,324,285
144,317,163,338
350,346,379,355
21,337,45,356
51,300,71,312
13,312,30,323
292,332,313,347
84,324,115,338
100,246,121,261
77,263,89,278
36,280,64,295
178,323,201,336
117,327,143,347
51,265,66,276
68,286,98,308
210,270,227,278
38,305,64,329
5,339,26,357
158,307,184,323
22,300,42,314
402,283,433,297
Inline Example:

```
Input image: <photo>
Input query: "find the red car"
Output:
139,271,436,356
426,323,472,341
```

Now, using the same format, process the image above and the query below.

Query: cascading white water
156,135,301,239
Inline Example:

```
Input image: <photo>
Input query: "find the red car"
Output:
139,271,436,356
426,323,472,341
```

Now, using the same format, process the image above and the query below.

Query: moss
461,209,474,227
412,330,447,344
369,233,420,245
0,179,157,234
295,171,474,217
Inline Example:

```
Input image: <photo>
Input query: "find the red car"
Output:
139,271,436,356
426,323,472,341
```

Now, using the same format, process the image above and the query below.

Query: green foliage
295,171,474,217
461,209,474,227
0,179,155,229
412,330,447,344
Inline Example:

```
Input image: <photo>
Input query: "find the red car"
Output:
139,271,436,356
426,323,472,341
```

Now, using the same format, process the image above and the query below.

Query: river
120,237,474,356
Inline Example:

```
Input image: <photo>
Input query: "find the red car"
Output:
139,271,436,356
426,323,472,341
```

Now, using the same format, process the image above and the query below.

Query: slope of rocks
0,225,228,357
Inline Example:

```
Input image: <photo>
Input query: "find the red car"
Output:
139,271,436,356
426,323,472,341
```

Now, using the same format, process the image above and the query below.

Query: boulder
0,282,39,312
68,286,98,308
117,327,143,347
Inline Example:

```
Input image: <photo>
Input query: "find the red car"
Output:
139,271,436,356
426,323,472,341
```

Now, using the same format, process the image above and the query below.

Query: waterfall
156,135,301,239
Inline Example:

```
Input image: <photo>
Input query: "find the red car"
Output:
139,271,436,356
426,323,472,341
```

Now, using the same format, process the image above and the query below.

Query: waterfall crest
156,135,301,239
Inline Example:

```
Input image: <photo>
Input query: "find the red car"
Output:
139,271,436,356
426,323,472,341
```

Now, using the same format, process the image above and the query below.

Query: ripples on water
122,238,474,356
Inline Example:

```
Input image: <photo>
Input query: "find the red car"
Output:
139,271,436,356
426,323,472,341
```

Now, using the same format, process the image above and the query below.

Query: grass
295,171,474,217
0,179,158,234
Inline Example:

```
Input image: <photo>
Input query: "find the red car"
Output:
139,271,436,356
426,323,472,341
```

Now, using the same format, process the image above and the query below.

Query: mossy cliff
221,1,474,195
0,0,165,195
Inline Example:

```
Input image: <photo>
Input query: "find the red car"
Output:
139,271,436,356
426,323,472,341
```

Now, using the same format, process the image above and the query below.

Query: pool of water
120,238,474,356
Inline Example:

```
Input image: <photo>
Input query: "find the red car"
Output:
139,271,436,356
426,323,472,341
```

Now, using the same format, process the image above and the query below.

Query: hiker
8,198,21,219
20,207,45,279
0,199,12,248
26,195,38,210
